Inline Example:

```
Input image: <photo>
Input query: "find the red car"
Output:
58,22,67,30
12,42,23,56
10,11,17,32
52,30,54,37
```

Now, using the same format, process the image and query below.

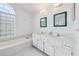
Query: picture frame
54,11,67,27
40,17,47,27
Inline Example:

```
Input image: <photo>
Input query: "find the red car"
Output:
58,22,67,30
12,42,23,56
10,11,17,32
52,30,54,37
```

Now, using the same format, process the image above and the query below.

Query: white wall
9,3,32,37
73,3,79,56
33,4,74,34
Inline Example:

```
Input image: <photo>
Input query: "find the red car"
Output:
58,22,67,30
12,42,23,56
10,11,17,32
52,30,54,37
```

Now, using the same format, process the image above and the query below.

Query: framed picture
40,17,47,27
54,11,67,27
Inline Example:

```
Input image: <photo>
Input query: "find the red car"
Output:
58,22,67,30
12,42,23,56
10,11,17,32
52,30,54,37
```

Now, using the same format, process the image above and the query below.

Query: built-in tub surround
0,38,31,56
0,33,32,42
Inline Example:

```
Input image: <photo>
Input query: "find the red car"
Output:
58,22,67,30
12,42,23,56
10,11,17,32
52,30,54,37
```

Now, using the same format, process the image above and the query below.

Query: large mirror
40,17,47,27
54,11,67,27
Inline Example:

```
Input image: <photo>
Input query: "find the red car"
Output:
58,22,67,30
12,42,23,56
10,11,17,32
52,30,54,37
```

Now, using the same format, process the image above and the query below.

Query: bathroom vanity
32,32,75,56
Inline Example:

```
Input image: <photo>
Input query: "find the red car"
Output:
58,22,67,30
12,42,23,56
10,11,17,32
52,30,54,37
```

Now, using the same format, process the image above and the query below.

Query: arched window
0,3,15,15
0,3,16,37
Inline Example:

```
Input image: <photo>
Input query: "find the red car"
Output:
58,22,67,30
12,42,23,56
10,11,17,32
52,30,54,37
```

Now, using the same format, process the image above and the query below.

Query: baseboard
32,45,49,56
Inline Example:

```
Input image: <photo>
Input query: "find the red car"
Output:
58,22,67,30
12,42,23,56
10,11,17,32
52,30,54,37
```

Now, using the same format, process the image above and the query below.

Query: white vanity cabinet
32,33,73,56
55,37,72,56
32,33,45,51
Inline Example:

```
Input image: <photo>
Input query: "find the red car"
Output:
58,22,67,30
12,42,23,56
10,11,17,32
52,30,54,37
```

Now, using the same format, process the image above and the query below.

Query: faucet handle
49,32,53,35
57,33,60,37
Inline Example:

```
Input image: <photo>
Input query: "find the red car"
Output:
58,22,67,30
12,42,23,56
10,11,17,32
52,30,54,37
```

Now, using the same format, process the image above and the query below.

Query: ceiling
16,3,52,14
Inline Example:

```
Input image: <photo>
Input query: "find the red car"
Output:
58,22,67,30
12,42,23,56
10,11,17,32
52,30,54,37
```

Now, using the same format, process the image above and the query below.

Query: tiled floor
11,40,46,56
12,46,46,56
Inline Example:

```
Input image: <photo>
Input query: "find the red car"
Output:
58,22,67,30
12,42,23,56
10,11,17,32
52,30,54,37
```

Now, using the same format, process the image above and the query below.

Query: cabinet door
44,37,54,56
44,42,54,56
38,35,44,51
32,34,39,47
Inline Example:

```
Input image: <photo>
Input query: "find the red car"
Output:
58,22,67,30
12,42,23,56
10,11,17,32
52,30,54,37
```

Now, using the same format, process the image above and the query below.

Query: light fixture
40,9,46,14
53,3,63,9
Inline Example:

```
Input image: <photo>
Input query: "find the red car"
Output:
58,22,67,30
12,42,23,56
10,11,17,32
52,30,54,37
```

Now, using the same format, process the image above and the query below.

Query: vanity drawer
63,41,72,49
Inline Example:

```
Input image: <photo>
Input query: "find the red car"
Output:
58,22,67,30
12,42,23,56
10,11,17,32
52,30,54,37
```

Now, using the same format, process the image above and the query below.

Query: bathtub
0,38,31,56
